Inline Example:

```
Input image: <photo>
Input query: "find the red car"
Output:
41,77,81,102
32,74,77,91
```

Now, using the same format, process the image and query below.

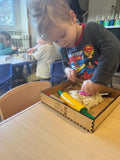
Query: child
27,0,120,95
0,30,18,55
24,36,60,82
26,35,45,54
0,30,24,80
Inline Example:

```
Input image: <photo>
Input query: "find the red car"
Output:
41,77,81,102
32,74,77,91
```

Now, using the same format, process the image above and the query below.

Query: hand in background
81,79,98,95
64,67,77,82
11,46,18,50
26,48,36,54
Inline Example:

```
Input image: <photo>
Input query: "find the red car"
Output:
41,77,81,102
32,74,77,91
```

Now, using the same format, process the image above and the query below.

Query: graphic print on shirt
68,44,98,79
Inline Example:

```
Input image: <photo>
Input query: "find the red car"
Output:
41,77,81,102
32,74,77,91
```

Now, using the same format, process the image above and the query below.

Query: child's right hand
11,46,18,50
26,48,36,54
81,79,98,95
64,67,77,82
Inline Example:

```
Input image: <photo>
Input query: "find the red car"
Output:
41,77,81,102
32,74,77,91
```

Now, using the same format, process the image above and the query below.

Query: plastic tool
57,90,95,119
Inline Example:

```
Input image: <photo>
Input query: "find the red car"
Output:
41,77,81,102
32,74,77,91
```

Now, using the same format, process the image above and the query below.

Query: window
0,0,15,26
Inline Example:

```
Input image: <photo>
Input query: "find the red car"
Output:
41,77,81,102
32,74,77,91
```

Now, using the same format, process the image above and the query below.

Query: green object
58,90,95,120
80,108,95,120
57,90,63,96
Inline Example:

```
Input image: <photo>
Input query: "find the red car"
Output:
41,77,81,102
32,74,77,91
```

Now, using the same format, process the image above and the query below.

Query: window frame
0,0,21,31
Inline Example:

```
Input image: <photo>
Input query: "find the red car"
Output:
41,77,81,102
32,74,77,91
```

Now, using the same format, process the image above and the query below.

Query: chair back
50,60,67,86
0,63,12,93
117,64,120,72
0,81,51,121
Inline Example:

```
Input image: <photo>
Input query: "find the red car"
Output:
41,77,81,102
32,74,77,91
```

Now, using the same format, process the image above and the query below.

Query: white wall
79,0,89,11
19,0,29,50
19,0,29,35
88,0,116,21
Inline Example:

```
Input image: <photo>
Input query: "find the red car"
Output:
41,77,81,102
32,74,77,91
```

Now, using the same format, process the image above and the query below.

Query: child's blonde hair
0,31,11,43
27,0,71,40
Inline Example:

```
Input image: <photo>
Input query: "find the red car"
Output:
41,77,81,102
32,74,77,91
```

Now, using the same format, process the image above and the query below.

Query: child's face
37,37,46,45
3,39,11,48
48,22,77,48
47,10,79,48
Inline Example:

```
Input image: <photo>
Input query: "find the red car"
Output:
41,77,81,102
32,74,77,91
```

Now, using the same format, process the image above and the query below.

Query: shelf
105,26,120,29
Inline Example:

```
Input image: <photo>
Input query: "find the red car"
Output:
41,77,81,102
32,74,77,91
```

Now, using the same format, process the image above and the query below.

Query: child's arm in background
26,44,41,53
0,43,16,55
11,46,18,50
26,47,37,54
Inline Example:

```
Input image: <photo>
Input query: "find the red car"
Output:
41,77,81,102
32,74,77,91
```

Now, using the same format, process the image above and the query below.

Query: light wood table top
0,102,120,160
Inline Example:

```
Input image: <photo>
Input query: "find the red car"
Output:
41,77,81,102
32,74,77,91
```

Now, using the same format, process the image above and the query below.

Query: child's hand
81,79,98,95
11,46,18,50
26,48,36,54
64,67,77,82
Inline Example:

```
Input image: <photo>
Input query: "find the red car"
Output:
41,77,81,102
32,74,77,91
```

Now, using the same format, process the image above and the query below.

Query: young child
0,30,18,55
26,35,45,54
0,30,24,80
27,0,120,95
24,36,60,82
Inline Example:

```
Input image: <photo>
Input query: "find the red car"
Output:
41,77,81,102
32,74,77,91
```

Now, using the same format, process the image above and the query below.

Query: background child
27,0,120,95
24,36,61,82
0,30,24,81
26,35,45,54
0,30,18,55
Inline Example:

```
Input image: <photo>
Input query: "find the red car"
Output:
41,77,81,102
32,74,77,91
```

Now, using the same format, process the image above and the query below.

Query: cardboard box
41,80,120,133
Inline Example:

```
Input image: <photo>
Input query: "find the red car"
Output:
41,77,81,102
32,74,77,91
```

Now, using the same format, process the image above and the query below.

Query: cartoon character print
68,50,87,70
80,45,98,79
68,44,98,79
68,51,84,69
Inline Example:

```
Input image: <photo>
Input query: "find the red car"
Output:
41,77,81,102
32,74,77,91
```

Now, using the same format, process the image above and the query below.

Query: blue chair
0,63,12,94
50,60,67,86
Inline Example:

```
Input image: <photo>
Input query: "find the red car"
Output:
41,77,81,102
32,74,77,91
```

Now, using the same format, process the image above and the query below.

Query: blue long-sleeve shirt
0,43,18,55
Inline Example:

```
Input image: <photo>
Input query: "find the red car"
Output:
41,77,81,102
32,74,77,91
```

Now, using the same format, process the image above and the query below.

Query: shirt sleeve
60,47,70,70
87,22,120,85
33,45,48,60
0,43,13,55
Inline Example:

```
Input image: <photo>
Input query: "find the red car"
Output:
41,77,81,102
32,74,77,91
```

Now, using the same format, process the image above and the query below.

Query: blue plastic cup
99,20,104,25
115,19,120,26
109,19,115,26
104,20,109,26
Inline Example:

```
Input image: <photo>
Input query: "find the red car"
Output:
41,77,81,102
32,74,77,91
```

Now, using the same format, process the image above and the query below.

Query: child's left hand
81,79,98,95
26,48,36,54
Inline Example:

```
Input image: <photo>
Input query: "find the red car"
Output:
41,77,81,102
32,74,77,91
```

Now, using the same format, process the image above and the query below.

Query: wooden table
0,102,120,160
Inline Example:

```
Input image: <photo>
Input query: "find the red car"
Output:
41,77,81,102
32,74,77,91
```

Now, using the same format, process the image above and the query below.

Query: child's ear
70,10,76,23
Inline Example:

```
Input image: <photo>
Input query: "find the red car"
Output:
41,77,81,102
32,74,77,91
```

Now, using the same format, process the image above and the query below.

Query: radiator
8,31,29,53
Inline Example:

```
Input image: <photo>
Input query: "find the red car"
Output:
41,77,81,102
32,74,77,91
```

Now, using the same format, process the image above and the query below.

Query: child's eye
54,40,58,43
60,33,65,38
